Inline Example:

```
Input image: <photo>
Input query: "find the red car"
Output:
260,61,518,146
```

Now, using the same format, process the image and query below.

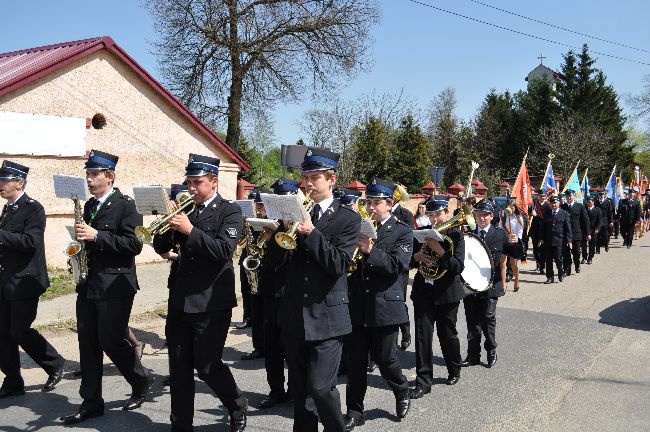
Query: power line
405,0,650,67
468,0,650,55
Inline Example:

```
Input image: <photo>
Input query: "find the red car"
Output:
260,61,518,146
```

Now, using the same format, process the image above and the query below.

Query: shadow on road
599,295,650,331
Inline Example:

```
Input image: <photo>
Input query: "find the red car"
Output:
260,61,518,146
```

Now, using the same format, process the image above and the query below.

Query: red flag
511,158,533,216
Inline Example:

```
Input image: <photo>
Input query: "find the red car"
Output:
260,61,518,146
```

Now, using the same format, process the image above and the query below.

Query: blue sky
1,0,649,146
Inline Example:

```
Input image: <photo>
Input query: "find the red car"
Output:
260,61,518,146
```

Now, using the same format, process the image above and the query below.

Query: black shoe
123,375,154,410
43,363,65,392
344,414,366,431
544,278,554,284
627,245,632,249
258,392,287,410
576,267,581,274
235,318,251,330
229,411,247,432
587,260,592,265
367,360,377,373
396,396,410,419
60,407,104,424
539,268,545,275
162,376,170,387
565,270,571,277
461,356,480,367
605,246,609,252
0,386,25,399
580,259,585,264
72,369,82,377
558,273,564,282
408,386,430,399
446,375,460,385
241,349,264,360
400,336,411,351
487,351,497,367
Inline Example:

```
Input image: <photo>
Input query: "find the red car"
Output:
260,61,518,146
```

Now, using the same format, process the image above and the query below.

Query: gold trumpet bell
64,241,81,256
135,226,153,244
275,232,297,250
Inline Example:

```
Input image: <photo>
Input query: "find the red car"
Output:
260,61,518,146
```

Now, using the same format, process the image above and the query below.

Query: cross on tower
537,53,547,65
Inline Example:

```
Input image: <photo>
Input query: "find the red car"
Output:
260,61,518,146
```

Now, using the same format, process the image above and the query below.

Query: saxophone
242,221,259,294
64,198,88,284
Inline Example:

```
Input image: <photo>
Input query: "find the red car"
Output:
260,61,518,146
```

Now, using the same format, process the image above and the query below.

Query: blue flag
605,166,617,206
563,166,582,200
581,175,591,203
542,162,557,193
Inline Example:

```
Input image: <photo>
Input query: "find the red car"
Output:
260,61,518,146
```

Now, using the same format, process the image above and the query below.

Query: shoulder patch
226,227,238,238
398,243,412,253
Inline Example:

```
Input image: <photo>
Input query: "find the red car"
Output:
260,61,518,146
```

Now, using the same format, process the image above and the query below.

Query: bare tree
627,74,650,124
146,0,380,151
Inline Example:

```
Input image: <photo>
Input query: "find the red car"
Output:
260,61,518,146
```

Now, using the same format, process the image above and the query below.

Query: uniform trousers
263,296,288,396
398,277,411,342
251,293,265,352
545,245,563,279
283,334,345,432
346,324,409,419
413,300,461,390
531,236,545,271
581,236,589,261
0,297,64,388
462,295,498,359
597,225,610,252
76,294,149,411
166,307,246,432
620,222,635,246
239,265,252,321
587,232,598,260
563,240,582,272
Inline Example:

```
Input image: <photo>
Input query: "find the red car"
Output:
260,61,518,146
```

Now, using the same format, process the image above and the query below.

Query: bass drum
461,232,495,293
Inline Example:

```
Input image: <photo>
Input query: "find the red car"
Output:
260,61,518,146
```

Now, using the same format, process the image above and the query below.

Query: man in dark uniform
238,189,266,360
561,190,590,275
61,150,153,425
256,178,298,409
584,196,601,264
155,154,248,432
265,148,360,432
618,189,639,249
596,191,614,253
0,161,66,399
530,191,548,275
338,189,362,210
409,196,466,399
541,195,572,284
344,178,412,430
390,185,413,351
462,200,520,370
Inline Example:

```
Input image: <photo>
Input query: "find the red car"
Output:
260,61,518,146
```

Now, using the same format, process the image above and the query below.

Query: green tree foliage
391,115,432,190
346,117,393,183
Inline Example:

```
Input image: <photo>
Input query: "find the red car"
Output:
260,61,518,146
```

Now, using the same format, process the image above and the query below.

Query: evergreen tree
346,117,393,182
391,115,432,190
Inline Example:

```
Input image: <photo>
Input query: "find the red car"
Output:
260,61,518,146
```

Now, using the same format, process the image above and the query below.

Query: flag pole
539,153,555,191
561,160,581,194
604,165,616,189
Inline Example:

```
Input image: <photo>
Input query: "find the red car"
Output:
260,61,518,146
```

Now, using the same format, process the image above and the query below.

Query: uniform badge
399,244,411,253
226,228,238,238
89,150,95,157
306,149,312,157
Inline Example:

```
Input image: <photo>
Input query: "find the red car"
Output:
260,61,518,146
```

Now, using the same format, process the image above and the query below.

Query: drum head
462,232,495,293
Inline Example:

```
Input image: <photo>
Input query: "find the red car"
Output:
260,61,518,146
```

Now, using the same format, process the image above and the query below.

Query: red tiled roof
0,36,249,170
422,181,435,190
345,180,366,190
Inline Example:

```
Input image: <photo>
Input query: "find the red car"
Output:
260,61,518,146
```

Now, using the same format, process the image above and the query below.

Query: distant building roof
0,36,249,170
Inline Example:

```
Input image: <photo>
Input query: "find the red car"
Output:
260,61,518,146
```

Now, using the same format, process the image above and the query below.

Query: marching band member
155,153,248,432
344,178,412,430
61,150,153,424
0,161,66,398
541,195,572,284
530,190,548,275
265,148,360,432
409,196,466,399
561,190,590,275
618,189,639,249
462,199,519,369
391,187,413,352
584,196,601,264
596,190,613,253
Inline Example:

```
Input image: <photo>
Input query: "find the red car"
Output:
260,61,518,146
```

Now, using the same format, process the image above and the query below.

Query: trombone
275,190,314,250
135,192,195,244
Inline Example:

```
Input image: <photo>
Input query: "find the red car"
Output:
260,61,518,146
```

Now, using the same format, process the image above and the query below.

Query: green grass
40,267,76,301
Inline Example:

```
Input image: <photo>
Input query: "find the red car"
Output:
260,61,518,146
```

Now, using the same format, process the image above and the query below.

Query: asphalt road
2,234,649,431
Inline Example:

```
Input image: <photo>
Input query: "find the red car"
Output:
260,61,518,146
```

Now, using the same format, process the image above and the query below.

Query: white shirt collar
380,214,392,226
199,192,218,209
8,191,25,206
477,224,491,235
315,195,335,216
95,188,114,205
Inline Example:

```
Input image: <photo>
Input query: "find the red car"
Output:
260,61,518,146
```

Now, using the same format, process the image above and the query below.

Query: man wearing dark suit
0,161,66,399
561,190,590,275
618,189,640,248
530,192,548,275
61,150,152,425
596,191,614,253
265,148,360,432
542,195,572,284
409,196,466,400
155,154,247,432
390,187,413,351
462,200,520,370
256,178,298,410
584,196,601,264
344,178,412,430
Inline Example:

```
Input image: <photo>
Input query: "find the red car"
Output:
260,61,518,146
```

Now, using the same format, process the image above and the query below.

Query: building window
91,113,106,129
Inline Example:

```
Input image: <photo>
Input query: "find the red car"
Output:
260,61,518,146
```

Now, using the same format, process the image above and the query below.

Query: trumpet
275,190,314,250
348,205,376,276
135,192,195,244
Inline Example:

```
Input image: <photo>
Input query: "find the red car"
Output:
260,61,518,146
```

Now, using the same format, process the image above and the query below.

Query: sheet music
53,175,90,201
260,193,309,223
413,229,445,243
247,218,280,232
133,186,172,215
360,219,377,239
234,200,256,218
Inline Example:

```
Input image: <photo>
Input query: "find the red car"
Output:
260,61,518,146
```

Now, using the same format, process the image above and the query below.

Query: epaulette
121,194,134,201
394,219,411,229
